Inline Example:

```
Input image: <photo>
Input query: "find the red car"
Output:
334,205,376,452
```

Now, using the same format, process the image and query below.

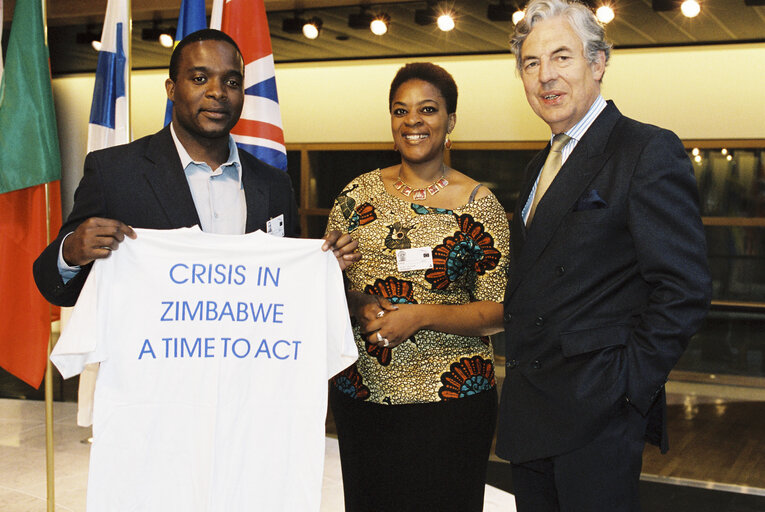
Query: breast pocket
566,207,614,225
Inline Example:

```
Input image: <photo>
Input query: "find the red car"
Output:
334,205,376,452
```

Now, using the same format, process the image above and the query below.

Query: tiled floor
0,399,516,512
2,374,765,511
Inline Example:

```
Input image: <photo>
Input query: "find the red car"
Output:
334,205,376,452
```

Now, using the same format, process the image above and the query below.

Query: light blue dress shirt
58,124,245,282
521,95,608,224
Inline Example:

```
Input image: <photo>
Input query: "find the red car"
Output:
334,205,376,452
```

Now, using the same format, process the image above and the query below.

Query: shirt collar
170,122,242,180
553,94,607,144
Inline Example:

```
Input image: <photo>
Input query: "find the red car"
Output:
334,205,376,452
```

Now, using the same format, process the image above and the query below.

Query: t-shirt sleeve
323,252,357,379
471,194,511,303
50,260,109,378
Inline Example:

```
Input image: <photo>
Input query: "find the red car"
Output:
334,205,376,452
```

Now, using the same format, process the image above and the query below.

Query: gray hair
511,0,612,73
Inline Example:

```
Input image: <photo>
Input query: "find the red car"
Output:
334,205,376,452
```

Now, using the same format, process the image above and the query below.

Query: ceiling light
721,148,728,155
680,0,701,17
512,10,525,25
437,13,455,31
691,148,700,156
652,0,677,11
487,1,513,22
596,6,615,23
282,13,306,34
726,154,733,161
370,14,390,36
414,3,436,25
302,17,322,39
142,19,175,46
159,33,174,48
348,9,374,29
76,25,102,51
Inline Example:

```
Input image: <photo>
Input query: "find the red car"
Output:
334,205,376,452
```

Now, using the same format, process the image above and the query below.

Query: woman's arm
350,295,503,348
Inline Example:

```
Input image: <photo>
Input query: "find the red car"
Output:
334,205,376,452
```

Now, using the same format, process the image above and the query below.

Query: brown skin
348,78,504,348
64,39,357,268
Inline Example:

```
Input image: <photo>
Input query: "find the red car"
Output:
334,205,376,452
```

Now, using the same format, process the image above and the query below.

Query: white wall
52,43,765,214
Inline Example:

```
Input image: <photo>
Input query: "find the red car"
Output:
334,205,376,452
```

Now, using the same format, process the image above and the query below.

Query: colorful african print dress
327,169,510,405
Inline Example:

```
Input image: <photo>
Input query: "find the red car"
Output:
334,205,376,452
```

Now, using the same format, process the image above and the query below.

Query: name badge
396,247,434,272
266,214,285,237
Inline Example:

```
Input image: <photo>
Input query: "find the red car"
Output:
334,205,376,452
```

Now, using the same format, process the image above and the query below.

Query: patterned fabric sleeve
325,181,356,237
470,194,510,303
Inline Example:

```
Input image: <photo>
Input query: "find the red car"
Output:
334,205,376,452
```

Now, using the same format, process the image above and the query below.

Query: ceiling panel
2,0,763,75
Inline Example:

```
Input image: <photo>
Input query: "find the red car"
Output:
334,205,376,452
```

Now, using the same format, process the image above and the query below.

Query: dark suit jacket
496,102,711,464
33,125,299,307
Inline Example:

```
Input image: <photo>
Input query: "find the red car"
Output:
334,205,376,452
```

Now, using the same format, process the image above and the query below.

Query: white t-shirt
52,227,357,512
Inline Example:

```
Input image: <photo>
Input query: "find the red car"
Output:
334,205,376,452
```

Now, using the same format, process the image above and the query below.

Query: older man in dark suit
495,1,711,510
34,29,357,306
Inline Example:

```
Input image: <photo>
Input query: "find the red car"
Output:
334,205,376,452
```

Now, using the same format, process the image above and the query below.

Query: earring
444,134,452,150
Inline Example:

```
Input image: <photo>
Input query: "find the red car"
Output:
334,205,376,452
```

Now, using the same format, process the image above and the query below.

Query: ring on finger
376,332,384,343
383,338,390,347
376,310,385,318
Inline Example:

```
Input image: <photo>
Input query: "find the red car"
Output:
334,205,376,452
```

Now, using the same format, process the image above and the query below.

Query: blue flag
164,0,207,126
88,0,130,152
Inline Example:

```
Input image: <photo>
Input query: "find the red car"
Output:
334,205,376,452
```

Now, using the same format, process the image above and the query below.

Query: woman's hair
388,62,458,114
511,0,611,73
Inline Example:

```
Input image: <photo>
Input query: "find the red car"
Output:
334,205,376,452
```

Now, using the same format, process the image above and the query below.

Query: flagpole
126,0,132,139
40,0,57,508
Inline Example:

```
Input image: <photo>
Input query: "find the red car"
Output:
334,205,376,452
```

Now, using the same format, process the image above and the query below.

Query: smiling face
520,16,605,134
390,79,456,166
165,39,244,145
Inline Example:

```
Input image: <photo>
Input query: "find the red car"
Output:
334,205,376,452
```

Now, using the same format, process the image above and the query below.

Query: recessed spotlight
159,33,174,48
721,148,728,155
302,17,322,39
92,40,102,52
370,14,390,36
437,13,455,31
596,6,615,24
692,148,700,156
512,10,525,25
680,0,701,17
487,1,513,22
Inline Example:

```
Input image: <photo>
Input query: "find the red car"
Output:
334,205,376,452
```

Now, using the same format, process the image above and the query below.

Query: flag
0,0,62,388
211,0,287,170
164,0,207,126
88,0,130,153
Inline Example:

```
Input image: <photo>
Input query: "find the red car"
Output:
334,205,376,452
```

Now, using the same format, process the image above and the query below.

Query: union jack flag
211,0,287,170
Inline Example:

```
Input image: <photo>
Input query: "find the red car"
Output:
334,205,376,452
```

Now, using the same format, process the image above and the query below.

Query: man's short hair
511,0,612,73
388,62,458,115
168,29,243,82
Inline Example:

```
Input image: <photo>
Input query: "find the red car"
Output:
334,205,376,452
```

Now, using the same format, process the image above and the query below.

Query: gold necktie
527,133,571,225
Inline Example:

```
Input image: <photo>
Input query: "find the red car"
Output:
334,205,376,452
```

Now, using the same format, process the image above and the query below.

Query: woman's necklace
393,164,449,201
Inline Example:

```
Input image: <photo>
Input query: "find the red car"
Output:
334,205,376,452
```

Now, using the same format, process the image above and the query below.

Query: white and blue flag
87,0,129,153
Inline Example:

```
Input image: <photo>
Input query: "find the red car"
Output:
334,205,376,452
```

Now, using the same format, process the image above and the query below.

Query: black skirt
329,386,498,512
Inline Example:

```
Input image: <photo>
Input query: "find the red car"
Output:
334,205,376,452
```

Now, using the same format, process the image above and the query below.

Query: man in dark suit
495,1,711,510
34,29,357,307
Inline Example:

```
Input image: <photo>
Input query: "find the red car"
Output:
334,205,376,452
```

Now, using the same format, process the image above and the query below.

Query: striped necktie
527,133,571,225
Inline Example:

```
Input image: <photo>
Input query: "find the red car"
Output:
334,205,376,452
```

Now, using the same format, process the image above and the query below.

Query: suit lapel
143,125,201,228
508,102,622,298
241,153,269,233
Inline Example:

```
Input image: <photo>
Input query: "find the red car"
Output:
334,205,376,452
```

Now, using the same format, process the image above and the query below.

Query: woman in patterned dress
327,62,510,512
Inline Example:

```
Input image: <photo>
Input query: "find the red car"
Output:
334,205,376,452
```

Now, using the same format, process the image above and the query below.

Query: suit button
506,359,518,369
532,360,542,369
535,316,545,326
556,266,565,276
504,311,512,322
